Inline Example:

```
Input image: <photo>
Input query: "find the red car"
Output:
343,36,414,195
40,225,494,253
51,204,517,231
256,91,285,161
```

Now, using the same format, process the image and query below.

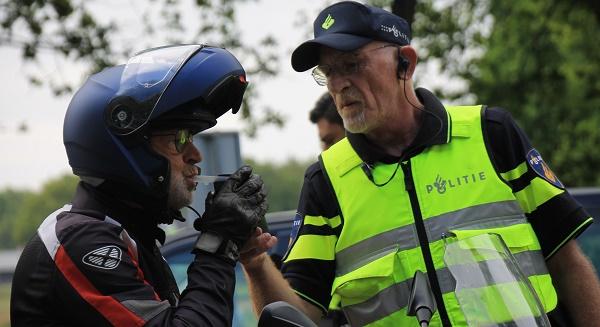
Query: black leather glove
193,165,268,263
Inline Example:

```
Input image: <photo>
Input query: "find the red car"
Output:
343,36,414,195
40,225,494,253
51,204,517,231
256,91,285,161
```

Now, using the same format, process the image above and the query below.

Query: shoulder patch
289,212,303,245
282,212,304,262
526,149,564,189
288,212,304,246
82,245,122,270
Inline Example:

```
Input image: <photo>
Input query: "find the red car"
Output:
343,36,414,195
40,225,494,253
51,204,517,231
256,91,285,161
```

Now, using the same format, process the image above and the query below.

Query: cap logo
322,14,335,30
381,24,410,43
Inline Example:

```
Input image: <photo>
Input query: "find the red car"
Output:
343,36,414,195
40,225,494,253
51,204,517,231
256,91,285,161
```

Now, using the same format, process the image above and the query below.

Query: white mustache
183,165,199,177
338,90,362,108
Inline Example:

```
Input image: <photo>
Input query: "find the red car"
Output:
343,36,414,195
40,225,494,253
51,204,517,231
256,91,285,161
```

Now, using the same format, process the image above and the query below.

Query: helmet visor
107,44,202,135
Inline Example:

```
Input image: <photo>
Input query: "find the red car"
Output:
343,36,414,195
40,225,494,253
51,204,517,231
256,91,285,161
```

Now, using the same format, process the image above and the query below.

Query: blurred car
160,210,295,327
161,189,600,327
570,188,600,271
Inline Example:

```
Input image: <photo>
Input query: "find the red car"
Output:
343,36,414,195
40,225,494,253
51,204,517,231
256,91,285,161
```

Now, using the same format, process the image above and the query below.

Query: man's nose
327,72,350,94
184,142,202,165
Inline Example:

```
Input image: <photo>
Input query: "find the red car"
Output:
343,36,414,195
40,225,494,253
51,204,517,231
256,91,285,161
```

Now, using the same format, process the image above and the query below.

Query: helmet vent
110,105,134,129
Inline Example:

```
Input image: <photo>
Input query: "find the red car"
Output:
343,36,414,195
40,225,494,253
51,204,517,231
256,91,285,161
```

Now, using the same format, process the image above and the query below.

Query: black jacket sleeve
281,162,340,313
11,210,237,327
147,254,236,326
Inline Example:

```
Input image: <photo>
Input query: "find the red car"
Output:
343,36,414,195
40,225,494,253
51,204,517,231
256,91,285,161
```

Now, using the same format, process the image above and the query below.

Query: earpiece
397,55,410,79
361,46,443,189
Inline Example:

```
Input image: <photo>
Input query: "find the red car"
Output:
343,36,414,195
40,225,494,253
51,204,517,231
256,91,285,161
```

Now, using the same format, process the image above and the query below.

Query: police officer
11,44,268,326
242,2,600,326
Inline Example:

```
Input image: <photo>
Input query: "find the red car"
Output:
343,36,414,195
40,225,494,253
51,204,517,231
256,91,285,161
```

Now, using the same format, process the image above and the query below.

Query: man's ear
396,51,410,79
397,46,418,80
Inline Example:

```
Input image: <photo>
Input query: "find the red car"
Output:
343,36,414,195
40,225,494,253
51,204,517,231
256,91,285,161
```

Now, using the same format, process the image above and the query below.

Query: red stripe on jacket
55,245,146,327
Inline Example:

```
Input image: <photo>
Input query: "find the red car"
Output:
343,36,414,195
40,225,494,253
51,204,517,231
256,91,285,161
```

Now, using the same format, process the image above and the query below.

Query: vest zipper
401,160,452,327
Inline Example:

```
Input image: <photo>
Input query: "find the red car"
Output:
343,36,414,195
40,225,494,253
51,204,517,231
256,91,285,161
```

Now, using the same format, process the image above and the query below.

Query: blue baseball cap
291,1,411,72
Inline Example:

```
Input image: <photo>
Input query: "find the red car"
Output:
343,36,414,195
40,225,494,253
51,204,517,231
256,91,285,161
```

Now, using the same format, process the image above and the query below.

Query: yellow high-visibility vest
319,105,557,326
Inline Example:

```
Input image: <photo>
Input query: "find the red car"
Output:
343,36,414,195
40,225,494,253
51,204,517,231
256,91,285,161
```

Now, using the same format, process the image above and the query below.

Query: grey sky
0,0,446,190
0,1,327,190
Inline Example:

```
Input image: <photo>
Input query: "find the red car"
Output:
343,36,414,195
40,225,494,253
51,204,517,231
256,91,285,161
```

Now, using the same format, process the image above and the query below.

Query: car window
161,210,298,327
163,245,258,326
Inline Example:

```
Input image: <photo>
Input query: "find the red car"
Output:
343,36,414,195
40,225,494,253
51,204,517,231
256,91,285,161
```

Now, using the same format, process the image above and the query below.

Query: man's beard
338,89,368,133
167,172,195,209
343,109,367,133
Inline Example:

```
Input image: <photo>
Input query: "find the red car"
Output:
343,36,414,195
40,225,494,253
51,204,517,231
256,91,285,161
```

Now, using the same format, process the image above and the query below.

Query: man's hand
194,165,268,262
240,228,278,267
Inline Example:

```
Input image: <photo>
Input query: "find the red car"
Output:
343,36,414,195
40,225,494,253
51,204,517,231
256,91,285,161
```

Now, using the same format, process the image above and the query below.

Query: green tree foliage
391,0,600,186
244,158,314,212
0,160,310,248
11,174,78,245
0,0,283,136
0,189,31,248
3,0,598,184
468,1,600,186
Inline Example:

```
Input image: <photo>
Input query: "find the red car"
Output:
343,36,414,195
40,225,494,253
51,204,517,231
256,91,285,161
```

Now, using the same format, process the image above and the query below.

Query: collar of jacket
70,182,170,245
346,87,449,165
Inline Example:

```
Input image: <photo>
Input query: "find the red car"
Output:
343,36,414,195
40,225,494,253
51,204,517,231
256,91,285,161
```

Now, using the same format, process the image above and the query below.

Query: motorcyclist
11,44,268,326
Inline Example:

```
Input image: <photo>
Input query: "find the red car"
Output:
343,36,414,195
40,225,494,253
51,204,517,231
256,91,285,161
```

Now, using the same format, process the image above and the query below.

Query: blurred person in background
11,44,269,326
310,92,346,150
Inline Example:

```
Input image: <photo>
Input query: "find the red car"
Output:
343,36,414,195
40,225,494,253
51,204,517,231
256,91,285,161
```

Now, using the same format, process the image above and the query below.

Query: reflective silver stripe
343,250,547,326
490,314,548,327
425,201,524,241
120,229,139,263
37,204,72,260
104,215,121,227
120,299,171,322
336,227,414,277
344,280,412,327
441,250,548,291
336,201,524,276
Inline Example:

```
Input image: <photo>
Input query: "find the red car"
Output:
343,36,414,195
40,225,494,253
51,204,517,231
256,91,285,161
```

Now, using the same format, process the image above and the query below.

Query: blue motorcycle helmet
63,44,247,221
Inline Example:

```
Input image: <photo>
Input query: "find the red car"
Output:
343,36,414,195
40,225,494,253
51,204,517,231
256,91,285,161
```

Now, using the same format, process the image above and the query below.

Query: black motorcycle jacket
11,182,236,326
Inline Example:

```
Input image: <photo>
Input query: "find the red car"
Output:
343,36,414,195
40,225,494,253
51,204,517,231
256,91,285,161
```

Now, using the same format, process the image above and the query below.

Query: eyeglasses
151,129,194,153
311,44,397,86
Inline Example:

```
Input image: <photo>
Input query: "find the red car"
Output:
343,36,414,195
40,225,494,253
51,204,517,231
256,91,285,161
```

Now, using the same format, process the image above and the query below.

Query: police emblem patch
290,212,303,244
526,149,564,189
82,245,122,270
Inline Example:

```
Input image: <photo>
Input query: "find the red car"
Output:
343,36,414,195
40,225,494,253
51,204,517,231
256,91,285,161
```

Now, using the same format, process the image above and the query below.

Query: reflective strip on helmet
343,250,548,326
335,200,524,276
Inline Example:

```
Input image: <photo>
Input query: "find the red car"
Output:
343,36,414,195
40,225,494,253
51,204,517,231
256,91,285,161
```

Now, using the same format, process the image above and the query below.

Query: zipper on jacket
402,160,451,326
